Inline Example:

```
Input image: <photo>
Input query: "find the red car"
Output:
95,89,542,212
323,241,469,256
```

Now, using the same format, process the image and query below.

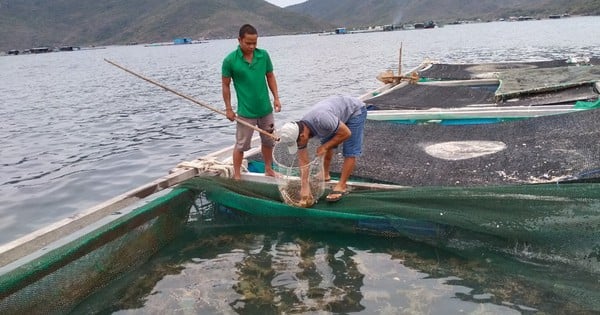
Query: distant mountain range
289,0,599,27
1,0,597,51
0,0,329,51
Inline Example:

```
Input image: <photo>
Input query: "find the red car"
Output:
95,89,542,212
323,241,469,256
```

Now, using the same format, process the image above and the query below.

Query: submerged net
272,138,325,208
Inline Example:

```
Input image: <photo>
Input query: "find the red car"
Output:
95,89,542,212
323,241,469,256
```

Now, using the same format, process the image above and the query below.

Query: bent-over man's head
278,122,303,154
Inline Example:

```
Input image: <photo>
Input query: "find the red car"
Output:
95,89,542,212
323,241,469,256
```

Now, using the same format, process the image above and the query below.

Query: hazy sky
265,0,307,7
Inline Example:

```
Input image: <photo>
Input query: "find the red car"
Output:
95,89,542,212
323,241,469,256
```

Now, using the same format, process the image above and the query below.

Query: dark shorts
321,106,367,157
235,113,275,151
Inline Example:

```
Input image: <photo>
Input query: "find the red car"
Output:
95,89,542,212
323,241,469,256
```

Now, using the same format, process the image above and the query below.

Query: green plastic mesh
0,187,196,314
182,176,600,273
575,98,600,109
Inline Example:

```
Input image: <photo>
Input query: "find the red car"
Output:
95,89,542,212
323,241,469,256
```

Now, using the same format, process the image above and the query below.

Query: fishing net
348,108,600,186
183,176,600,272
272,138,325,208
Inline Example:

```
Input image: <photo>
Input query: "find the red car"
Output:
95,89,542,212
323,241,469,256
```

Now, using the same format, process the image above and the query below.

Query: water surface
1,16,600,314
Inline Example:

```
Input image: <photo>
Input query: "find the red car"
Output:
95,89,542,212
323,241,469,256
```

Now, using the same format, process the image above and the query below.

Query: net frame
272,138,326,207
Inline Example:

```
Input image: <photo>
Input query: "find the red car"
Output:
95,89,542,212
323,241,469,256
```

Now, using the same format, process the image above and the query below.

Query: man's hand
299,185,314,208
225,108,236,121
316,145,327,157
273,98,282,113
300,184,312,200
317,122,351,156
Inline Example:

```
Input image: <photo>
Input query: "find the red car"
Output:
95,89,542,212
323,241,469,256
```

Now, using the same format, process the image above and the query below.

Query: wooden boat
364,58,600,124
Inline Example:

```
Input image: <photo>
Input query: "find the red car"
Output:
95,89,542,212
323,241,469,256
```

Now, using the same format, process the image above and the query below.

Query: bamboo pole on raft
398,42,403,76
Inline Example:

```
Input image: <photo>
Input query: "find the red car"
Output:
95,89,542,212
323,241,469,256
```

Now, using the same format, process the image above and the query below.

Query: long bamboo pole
104,59,279,141
398,42,403,76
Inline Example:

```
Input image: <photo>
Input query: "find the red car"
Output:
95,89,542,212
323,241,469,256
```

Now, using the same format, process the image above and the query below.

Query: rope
176,157,247,178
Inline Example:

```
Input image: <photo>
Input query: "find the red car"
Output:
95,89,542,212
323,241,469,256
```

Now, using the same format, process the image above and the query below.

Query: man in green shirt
222,24,281,180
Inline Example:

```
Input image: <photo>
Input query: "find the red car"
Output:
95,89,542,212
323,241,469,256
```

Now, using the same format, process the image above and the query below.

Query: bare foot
265,169,280,177
316,172,331,182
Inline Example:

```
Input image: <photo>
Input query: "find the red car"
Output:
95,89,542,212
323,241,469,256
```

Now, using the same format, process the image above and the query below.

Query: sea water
1,16,600,314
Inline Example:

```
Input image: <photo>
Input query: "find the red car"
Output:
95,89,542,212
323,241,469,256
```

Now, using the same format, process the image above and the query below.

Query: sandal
326,190,348,202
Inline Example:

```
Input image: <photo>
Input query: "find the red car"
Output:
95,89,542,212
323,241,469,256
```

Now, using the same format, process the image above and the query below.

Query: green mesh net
575,99,600,109
182,176,600,272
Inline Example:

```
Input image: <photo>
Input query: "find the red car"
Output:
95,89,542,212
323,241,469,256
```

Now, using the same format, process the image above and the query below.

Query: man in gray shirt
279,95,367,203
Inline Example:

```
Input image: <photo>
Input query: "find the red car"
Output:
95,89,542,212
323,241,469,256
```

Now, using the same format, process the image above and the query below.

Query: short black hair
239,24,258,38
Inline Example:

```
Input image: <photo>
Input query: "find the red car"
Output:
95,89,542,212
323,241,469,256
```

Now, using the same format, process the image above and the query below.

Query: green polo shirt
222,46,274,118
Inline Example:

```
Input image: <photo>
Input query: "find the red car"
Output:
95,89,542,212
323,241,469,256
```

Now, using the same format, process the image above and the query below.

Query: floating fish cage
0,186,199,313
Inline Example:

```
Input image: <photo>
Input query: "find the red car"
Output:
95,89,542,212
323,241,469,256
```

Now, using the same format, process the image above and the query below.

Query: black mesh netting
417,58,600,80
365,84,497,110
332,108,600,187
365,83,598,109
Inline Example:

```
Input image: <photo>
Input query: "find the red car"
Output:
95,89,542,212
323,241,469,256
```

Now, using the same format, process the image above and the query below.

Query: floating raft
366,58,600,110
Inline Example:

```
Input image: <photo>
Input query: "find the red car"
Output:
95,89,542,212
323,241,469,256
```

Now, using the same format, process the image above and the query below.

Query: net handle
104,59,280,141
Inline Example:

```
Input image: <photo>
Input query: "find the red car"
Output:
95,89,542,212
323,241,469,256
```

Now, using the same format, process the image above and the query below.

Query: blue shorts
322,106,367,157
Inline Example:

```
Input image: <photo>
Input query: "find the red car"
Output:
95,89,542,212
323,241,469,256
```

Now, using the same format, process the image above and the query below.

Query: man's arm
266,72,281,112
222,76,236,121
317,122,351,156
298,147,312,201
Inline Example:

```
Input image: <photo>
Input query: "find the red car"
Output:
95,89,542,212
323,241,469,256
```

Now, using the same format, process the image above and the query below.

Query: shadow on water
72,208,600,314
